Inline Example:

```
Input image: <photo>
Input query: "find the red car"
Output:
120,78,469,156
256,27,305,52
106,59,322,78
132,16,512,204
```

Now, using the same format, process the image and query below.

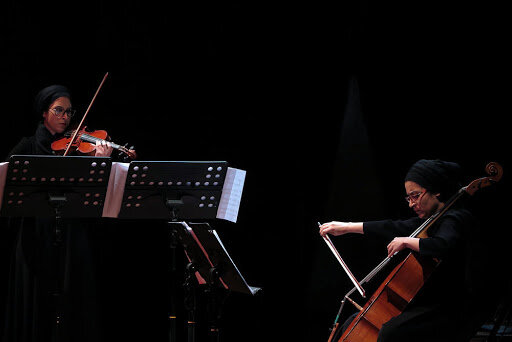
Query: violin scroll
465,162,503,196
117,143,137,161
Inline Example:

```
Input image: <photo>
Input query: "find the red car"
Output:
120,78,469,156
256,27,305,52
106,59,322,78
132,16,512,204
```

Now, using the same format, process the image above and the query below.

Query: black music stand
172,222,261,342
116,161,258,342
0,155,112,342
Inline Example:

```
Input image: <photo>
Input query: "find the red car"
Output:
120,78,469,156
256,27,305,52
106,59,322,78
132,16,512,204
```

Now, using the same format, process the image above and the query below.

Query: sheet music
102,162,129,218
216,167,246,223
0,162,8,209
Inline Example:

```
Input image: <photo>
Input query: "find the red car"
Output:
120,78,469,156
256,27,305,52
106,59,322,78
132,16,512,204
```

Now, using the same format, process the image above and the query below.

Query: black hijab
33,84,71,115
405,159,462,202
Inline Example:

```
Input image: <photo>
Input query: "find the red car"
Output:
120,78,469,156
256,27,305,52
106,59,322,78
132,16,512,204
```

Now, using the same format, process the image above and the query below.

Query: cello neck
344,187,467,298
412,187,467,239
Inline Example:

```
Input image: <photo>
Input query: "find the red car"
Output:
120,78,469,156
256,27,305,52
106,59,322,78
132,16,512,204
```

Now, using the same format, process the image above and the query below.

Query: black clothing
6,123,62,158
2,124,102,342
2,218,101,342
359,208,473,342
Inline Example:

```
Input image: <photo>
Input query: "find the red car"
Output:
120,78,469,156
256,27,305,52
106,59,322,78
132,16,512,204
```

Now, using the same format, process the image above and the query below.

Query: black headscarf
405,159,462,202
34,84,71,115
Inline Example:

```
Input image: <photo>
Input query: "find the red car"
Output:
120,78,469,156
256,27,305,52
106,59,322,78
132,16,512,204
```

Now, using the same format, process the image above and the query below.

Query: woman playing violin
320,159,480,342
7,84,113,158
2,84,112,342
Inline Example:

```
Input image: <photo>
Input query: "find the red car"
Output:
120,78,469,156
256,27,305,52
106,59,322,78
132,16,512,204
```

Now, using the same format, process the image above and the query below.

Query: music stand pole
48,194,67,342
184,262,199,342
168,220,199,342
166,199,187,342
205,267,230,342
168,225,178,342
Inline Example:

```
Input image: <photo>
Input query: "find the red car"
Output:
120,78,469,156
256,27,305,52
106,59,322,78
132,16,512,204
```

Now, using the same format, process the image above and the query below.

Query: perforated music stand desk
0,155,112,218
118,161,228,220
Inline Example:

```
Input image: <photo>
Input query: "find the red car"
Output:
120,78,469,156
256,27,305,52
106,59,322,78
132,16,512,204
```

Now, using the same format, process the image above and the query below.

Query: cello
325,162,503,341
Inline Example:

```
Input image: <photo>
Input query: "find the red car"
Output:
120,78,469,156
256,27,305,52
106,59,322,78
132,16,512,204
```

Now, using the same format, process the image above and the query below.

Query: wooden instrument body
336,253,439,341
51,128,109,155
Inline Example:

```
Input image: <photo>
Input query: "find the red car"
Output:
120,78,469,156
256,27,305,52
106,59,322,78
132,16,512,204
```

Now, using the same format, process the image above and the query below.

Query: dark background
1,0,510,341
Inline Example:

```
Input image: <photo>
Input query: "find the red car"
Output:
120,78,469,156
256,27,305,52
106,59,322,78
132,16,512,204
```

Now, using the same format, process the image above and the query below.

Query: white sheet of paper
216,167,246,223
102,162,129,218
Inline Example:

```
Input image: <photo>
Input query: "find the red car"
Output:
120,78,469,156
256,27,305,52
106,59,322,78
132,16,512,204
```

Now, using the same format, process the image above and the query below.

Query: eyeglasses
50,106,76,119
404,190,425,204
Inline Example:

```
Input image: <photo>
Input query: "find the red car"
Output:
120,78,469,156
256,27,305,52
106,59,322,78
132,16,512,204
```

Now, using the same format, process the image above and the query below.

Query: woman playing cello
320,159,477,342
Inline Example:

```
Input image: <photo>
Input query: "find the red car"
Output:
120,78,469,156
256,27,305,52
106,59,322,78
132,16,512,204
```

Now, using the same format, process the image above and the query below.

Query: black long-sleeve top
363,209,470,259
5,123,62,159
362,208,474,305
2,123,102,342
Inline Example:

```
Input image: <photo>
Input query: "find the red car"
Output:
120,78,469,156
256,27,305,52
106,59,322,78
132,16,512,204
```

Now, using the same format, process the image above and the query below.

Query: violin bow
63,72,109,156
317,222,366,298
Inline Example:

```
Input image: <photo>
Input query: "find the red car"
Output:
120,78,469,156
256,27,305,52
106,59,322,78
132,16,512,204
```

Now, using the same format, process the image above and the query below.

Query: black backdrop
1,0,510,341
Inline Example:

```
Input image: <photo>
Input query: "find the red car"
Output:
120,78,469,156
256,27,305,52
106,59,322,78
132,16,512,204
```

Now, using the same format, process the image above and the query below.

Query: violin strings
64,131,129,155
80,133,122,149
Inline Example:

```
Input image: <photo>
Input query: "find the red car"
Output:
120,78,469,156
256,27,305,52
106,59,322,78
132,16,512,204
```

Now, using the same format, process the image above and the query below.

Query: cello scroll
465,162,503,196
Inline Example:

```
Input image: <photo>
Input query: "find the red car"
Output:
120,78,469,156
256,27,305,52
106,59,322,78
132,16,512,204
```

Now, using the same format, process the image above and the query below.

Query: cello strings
348,187,467,294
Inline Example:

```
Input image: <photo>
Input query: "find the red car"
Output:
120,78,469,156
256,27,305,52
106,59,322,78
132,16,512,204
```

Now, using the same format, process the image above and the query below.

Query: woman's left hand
95,140,113,157
387,237,419,257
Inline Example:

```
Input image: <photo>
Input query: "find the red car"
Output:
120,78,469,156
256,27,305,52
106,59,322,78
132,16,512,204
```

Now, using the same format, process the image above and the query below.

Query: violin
51,72,136,161
51,126,137,160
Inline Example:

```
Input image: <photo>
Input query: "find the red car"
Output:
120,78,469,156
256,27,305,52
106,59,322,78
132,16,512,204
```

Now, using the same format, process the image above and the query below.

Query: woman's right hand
319,221,364,237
